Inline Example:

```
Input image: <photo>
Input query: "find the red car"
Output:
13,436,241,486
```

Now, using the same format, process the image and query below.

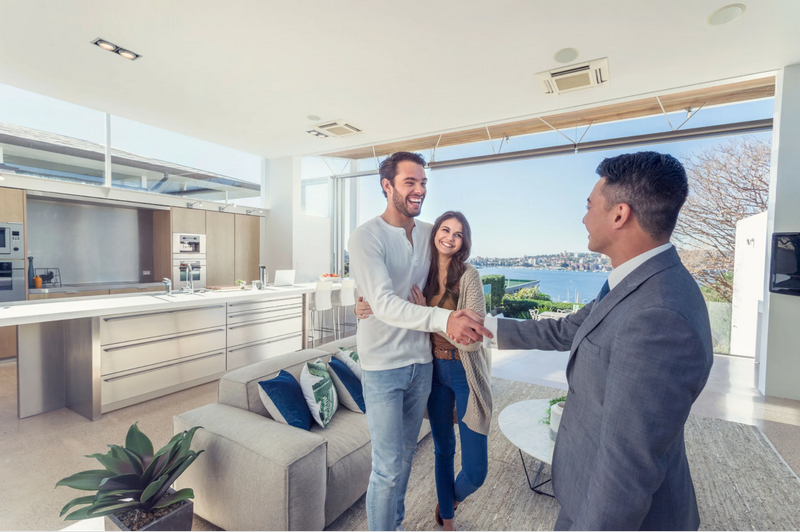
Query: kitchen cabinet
234,214,260,283
225,296,304,370
108,286,164,295
0,326,16,360
172,207,206,235
0,187,25,223
153,210,172,281
28,290,110,300
206,211,235,286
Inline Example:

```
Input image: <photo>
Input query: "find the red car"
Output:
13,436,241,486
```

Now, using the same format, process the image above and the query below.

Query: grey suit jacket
498,247,713,531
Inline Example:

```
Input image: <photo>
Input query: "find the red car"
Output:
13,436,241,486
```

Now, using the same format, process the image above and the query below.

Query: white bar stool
336,279,357,337
309,281,335,348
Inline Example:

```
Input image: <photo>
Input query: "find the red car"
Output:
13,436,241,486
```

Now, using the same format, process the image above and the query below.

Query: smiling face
384,160,426,218
582,178,616,254
434,217,464,258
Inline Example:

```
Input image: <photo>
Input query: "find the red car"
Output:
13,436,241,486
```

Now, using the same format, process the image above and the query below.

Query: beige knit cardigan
433,264,493,436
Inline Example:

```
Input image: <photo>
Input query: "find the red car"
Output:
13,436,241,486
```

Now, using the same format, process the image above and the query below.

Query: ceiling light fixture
708,4,746,25
91,38,141,60
307,115,321,121
553,48,579,64
306,130,329,138
187,201,202,208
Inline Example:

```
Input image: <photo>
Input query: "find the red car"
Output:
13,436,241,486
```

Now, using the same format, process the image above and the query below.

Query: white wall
730,211,767,357
262,156,298,278
293,214,332,282
759,64,800,399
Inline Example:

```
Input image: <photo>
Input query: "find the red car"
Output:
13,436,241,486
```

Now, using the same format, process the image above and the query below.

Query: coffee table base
519,449,555,498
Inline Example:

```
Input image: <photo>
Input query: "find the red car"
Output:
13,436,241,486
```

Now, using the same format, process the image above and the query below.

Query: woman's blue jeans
427,352,489,520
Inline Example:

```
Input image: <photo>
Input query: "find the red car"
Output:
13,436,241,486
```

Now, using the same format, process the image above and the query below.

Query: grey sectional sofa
173,337,430,531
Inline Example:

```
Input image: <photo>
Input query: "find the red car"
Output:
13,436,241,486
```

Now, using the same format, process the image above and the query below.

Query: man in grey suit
462,152,714,530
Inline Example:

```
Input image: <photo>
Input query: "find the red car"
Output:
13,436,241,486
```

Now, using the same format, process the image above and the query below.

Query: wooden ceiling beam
322,77,775,160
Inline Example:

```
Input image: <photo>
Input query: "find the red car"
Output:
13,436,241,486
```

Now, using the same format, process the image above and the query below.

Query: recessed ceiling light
116,49,140,61
307,115,321,121
554,48,579,64
94,39,117,51
708,4,746,25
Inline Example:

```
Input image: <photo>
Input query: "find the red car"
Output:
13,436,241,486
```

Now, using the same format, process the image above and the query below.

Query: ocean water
477,267,609,304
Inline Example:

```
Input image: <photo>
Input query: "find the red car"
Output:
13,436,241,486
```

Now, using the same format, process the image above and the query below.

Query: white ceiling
0,0,798,160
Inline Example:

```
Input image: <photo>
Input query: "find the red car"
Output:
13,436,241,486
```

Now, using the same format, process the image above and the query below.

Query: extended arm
349,230,449,333
572,307,711,530
494,302,592,351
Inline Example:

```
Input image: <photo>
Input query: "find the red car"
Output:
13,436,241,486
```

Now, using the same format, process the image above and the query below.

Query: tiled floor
1,341,799,530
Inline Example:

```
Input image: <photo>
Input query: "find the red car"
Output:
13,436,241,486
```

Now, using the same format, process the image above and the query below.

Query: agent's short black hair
596,151,689,240
379,152,427,198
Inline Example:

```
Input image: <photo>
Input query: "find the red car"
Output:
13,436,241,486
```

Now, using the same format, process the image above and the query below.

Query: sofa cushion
219,348,331,417
334,347,362,381
328,358,366,413
314,336,358,354
257,370,312,430
301,359,339,428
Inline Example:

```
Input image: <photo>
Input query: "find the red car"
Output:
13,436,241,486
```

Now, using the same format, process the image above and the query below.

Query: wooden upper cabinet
206,211,235,286
235,214,260,283
171,207,206,234
0,187,25,223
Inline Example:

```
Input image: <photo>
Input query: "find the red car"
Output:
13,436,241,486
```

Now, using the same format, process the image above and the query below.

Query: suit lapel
566,247,683,371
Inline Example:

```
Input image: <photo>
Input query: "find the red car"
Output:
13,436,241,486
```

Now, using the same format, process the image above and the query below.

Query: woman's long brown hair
423,211,472,304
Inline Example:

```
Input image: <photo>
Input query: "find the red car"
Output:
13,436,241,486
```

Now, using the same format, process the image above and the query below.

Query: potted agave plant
56,423,203,531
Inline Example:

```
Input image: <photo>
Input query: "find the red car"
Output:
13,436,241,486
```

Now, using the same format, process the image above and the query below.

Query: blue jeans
362,362,432,531
427,353,488,520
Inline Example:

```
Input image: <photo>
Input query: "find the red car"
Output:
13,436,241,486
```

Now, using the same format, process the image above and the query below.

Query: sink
151,292,208,302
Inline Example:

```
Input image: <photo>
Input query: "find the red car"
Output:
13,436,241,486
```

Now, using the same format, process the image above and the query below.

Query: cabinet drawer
102,328,226,376
227,303,303,325
226,333,303,371
227,315,304,347
109,286,165,295
100,304,226,346
101,350,225,406
226,296,303,313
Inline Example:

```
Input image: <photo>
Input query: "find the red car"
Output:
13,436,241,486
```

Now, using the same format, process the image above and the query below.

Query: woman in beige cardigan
357,211,492,531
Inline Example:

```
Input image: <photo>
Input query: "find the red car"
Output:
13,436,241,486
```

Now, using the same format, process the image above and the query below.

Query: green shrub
480,275,506,309
502,296,583,319
505,287,551,301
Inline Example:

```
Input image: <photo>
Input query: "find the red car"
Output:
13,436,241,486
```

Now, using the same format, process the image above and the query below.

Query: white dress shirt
483,243,674,349
348,216,451,371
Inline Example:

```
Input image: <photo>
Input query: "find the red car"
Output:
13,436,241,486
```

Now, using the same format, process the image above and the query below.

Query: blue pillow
257,370,312,430
328,358,366,413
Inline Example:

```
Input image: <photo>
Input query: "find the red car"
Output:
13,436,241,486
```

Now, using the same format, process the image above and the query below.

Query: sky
352,99,774,257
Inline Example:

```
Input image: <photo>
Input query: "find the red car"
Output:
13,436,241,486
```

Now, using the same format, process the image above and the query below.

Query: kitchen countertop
0,284,318,327
29,281,166,294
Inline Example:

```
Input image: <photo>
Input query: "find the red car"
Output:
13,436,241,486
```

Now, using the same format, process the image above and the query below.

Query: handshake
446,309,491,345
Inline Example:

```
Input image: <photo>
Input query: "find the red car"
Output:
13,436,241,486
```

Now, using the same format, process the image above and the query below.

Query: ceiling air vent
535,57,609,95
306,120,363,138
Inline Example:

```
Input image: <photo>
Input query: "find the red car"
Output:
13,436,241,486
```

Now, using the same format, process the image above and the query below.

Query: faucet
180,263,195,294
163,278,172,295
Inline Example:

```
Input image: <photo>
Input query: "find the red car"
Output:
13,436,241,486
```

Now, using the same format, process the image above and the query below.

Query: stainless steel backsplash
27,198,154,284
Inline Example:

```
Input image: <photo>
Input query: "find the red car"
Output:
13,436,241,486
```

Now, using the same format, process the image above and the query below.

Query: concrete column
262,156,299,276
758,63,800,399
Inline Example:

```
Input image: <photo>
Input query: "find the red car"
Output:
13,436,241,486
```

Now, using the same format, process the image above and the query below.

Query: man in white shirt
348,151,490,531
463,152,713,530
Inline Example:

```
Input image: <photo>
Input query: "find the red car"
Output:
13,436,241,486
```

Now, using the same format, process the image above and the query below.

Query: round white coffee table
498,399,556,497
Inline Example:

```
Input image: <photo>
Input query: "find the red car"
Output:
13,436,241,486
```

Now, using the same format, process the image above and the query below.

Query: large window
0,83,106,186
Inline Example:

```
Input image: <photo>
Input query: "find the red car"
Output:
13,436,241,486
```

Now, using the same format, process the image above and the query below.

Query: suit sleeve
572,307,710,530
495,302,592,351
349,229,450,333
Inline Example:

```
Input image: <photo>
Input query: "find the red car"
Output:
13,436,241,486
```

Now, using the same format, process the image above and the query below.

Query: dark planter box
104,495,193,531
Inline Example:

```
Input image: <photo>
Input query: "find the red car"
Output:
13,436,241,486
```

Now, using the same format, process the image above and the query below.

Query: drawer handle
66,291,79,294
103,305,225,322
103,328,225,352
103,351,225,382
227,333,302,352
227,297,301,307
227,305,303,318
228,314,302,330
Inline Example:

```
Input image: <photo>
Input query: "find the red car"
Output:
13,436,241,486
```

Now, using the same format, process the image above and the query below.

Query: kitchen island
0,285,324,421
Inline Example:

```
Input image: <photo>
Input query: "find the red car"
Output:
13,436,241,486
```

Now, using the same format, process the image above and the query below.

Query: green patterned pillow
300,359,339,428
336,347,362,381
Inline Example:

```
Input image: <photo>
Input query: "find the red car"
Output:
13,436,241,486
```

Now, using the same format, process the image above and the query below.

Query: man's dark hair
596,151,689,240
379,152,426,198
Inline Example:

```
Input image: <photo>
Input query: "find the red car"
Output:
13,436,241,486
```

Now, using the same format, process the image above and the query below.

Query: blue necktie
596,280,610,303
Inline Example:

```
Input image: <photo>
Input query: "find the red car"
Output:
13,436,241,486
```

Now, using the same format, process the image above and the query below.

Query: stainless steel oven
0,222,24,259
0,260,26,302
172,259,207,289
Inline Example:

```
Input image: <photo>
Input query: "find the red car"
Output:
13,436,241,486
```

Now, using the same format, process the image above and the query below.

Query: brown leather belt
433,346,460,360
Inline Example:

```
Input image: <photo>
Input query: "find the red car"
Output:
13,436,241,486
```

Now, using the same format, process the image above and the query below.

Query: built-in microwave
0,222,24,259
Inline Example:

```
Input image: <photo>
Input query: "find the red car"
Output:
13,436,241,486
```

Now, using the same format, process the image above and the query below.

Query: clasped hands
354,285,492,345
